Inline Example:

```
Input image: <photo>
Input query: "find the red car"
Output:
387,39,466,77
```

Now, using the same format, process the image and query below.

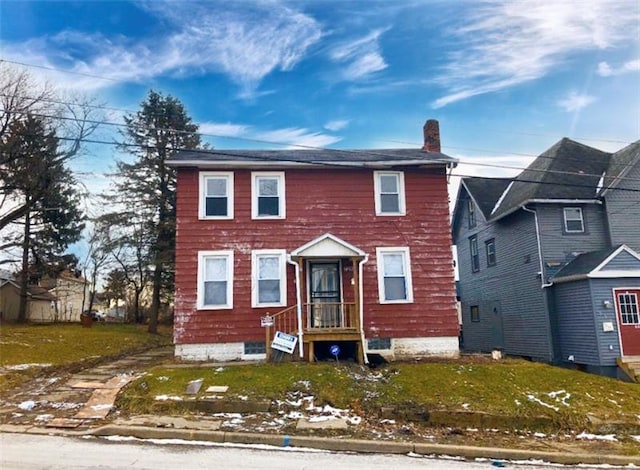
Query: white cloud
597,59,640,77
433,0,640,108
1,2,322,96
557,91,596,112
324,119,350,131
198,122,250,138
329,28,389,80
256,128,341,149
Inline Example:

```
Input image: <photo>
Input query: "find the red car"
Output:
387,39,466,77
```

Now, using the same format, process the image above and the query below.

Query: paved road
0,433,609,470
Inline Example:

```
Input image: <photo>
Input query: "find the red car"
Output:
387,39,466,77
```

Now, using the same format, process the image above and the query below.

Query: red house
167,119,459,363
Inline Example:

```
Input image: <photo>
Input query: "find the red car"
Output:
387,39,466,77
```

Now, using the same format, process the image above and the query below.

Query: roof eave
166,159,456,169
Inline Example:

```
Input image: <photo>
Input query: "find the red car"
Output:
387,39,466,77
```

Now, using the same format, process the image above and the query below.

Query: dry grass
0,323,172,392
118,357,640,430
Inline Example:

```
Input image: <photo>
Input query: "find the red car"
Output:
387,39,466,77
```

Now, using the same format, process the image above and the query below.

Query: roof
167,148,457,170
0,280,57,301
552,245,640,283
490,138,611,220
601,139,640,194
462,177,513,219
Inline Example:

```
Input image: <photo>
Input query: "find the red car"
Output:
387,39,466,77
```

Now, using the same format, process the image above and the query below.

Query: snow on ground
18,400,36,410
4,363,52,370
154,395,183,401
576,432,618,442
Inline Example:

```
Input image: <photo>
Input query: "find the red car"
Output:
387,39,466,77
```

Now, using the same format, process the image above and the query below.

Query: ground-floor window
376,247,413,303
197,250,234,309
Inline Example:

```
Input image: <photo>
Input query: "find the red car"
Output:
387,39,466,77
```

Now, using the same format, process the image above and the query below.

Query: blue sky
1,0,639,202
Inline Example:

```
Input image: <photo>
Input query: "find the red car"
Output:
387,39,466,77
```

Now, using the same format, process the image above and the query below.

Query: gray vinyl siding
535,204,610,280
552,280,599,365
456,208,553,361
601,251,640,271
604,160,640,252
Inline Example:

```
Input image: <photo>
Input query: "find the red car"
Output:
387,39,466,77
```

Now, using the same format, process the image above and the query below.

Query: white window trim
376,246,413,304
199,172,234,220
563,207,584,233
197,250,234,310
251,172,286,220
374,171,406,216
251,249,287,308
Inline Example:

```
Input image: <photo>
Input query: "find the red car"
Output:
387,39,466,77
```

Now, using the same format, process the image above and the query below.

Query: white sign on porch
271,331,298,354
261,315,274,327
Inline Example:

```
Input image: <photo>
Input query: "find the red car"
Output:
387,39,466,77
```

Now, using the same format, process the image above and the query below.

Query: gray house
452,138,640,379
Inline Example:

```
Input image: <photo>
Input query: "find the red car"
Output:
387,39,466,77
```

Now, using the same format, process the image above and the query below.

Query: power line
0,59,120,82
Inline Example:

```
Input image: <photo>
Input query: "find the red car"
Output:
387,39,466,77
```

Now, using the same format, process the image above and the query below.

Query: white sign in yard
271,331,298,354
261,315,274,327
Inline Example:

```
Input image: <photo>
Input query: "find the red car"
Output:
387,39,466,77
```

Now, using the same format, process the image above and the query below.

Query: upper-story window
199,172,234,220
374,171,406,216
251,249,287,308
197,250,233,310
563,207,584,233
376,247,413,303
470,235,479,273
485,238,496,267
468,198,476,228
252,172,285,219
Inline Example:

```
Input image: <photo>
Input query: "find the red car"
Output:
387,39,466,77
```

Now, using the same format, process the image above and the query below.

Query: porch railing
303,302,358,331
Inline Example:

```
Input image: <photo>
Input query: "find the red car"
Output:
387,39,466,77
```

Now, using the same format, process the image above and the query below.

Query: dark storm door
310,262,341,328
615,289,640,356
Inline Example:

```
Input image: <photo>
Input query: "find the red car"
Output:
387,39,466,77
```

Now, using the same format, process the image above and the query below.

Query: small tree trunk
148,263,161,334
17,205,31,323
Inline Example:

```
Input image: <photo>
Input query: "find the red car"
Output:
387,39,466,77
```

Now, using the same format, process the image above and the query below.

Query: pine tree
113,90,201,333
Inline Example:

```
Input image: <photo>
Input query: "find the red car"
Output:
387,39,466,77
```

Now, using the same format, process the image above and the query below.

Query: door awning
290,233,366,259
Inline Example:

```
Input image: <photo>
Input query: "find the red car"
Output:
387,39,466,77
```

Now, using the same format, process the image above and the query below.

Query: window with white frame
197,251,233,309
252,249,287,307
374,171,406,216
252,172,285,219
376,247,413,303
199,172,233,219
618,292,639,324
563,207,584,233
485,238,496,267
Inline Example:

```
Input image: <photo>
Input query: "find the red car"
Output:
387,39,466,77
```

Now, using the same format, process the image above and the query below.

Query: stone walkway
0,347,172,429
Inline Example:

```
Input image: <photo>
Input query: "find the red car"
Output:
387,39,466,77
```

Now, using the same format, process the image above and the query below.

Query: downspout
522,206,553,288
358,254,370,365
287,255,304,359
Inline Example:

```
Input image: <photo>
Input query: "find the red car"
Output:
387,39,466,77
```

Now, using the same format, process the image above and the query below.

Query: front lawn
0,323,172,391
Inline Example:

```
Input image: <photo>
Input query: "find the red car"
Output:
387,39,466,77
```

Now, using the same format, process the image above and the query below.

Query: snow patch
18,400,36,410
576,432,617,442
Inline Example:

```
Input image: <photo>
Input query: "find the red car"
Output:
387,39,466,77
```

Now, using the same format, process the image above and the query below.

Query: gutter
286,255,304,359
522,206,553,288
358,255,370,365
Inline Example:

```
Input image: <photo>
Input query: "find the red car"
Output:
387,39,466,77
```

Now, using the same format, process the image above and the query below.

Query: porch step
617,357,640,383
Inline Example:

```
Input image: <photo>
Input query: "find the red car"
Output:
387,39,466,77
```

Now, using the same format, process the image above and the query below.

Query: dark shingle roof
602,140,640,193
167,148,457,169
491,138,611,219
552,246,622,281
463,177,513,219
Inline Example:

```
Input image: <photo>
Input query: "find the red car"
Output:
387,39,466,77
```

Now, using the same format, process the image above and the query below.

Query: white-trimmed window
251,249,287,308
374,171,406,216
470,236,479,272
252,172,285,219
376,247,413,303
199,172,234,219
563,207,584,233
197,250,233,309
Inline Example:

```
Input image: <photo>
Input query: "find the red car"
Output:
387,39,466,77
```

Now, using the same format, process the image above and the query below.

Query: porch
264,233,368,363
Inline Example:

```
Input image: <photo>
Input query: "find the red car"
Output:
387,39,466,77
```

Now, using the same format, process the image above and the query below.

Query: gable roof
600,139,640,195
552,245,640,283
451,177,512,236
0,280,57,301
490,138,611,220
290,233,366,259
167,148,457,170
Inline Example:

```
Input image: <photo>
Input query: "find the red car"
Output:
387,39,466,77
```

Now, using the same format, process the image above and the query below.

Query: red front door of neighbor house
614,289,640,356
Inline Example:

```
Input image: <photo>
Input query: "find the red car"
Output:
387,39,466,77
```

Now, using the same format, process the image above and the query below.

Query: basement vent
368,338,391,350
244,341,266,355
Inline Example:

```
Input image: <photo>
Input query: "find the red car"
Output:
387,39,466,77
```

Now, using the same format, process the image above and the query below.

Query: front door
614,288,640,356
310,262,341,328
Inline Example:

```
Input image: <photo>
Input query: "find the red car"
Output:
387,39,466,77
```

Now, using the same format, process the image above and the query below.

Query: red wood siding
174,167,458,345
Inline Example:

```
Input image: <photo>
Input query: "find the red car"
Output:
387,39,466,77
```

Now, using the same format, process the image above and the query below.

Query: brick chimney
422,119,440,153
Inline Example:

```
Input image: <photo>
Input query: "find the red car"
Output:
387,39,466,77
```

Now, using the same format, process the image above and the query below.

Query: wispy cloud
324,119,350,131
329,28,389,80
1,1,322,96
557,91,596,112
433,0,640,108
194,121,341,149
597,59,640,77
